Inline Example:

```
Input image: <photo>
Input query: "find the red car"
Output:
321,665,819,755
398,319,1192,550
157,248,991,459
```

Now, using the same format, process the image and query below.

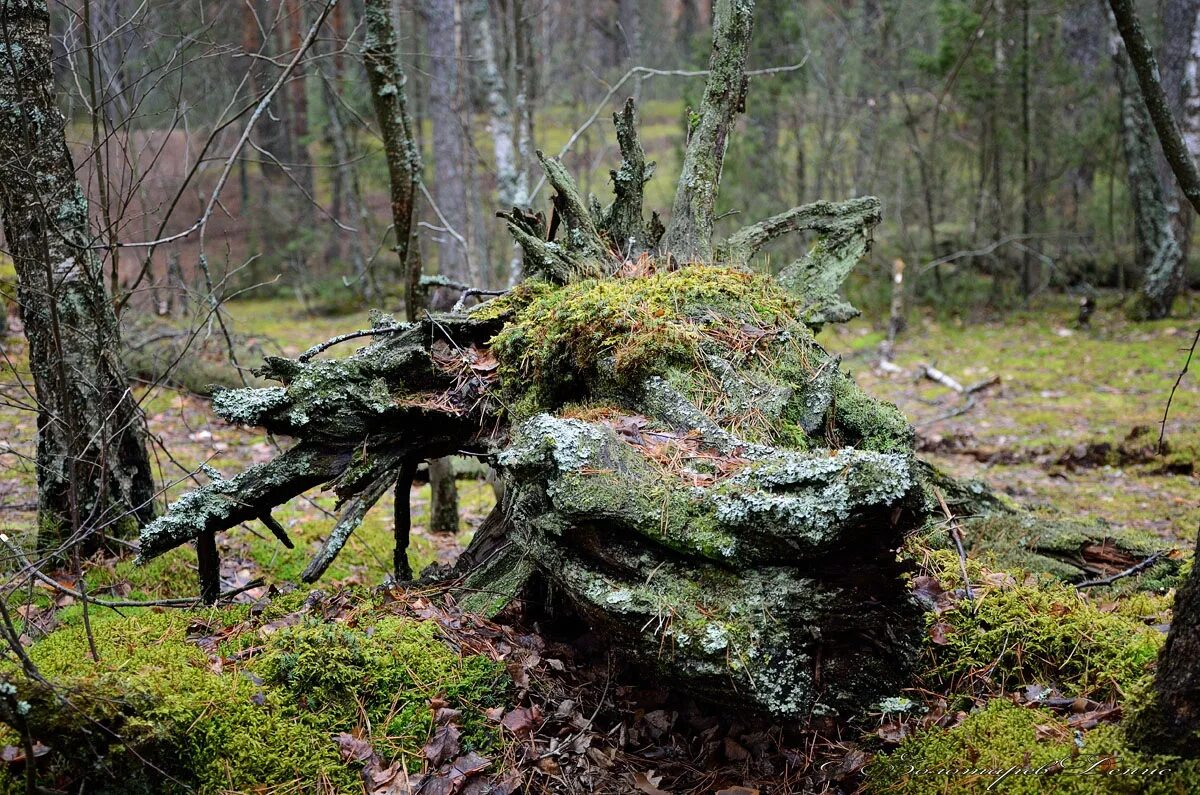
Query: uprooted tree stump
139,0,946,719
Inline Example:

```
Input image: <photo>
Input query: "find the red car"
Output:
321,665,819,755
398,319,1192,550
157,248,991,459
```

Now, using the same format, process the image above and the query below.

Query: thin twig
1159,327,1200,453
1076,551,1165,589
297,323,413,363
934,488,973,605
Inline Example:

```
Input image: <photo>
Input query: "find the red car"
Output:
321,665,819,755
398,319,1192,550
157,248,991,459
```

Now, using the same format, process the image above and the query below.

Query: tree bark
363,0,422,317
0,0,155,555
425,0,473,297
1109,9,1184,320
660,0,755,263
1129,527,1200,756
1158,0,1200,265
1109,0,1200,217
467,0,530,283
422,0,465,536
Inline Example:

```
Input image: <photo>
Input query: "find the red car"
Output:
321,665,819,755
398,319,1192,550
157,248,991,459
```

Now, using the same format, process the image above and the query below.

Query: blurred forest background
6,0,1190,320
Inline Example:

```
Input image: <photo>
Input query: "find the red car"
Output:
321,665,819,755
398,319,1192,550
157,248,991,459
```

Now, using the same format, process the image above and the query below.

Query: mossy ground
2,282,1199,790
826,294,1200,541
859,539,1188,793
0,592,508,793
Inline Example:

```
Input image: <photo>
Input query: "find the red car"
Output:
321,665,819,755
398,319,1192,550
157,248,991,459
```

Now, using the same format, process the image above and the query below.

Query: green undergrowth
866,543,1187,793
0,591,509,794
918,548,1168,702
865,699,1198,794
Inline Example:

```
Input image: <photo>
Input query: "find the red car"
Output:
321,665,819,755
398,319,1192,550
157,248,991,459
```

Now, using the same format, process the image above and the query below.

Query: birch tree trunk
467,0,530,284
0,0,155,555
1108,11,1185,320
1158,0,1200,267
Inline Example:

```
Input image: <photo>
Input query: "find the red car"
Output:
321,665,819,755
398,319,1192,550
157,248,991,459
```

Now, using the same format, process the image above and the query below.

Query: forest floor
0,291,1197,793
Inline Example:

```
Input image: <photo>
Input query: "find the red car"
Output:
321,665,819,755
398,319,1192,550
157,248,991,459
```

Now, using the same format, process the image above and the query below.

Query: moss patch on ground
0,591,508,794
916,548,1168,702
866,699,1197,794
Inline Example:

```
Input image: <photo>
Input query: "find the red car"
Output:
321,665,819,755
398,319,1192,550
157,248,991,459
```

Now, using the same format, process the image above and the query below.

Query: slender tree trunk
661,0,756,263
425,0,472,297
258,1,293,183
0,1,155,555
286,0,314,227
1020,0,1035,298
1158,0,1200,267
1108,7,1185,320
364,0,422,315
469,0,530,285
422,0,467,534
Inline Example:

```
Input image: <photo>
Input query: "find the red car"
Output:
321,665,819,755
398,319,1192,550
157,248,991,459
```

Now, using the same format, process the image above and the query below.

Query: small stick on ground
1159,327,1200,453
1076,551,1165,589
935,488,973,604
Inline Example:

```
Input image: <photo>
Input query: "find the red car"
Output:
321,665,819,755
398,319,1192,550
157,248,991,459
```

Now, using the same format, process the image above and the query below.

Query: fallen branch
1076,551,1166,589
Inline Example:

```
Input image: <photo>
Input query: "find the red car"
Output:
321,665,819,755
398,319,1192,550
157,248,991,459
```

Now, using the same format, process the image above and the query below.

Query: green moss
962,513,1181,592
831,372,914,453
920,550,1166,700
866,699,1197,794
489,265,802,416
0,596,509,793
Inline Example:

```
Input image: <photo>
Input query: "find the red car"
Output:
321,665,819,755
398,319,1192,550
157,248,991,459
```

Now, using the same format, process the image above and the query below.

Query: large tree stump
138,0,931,719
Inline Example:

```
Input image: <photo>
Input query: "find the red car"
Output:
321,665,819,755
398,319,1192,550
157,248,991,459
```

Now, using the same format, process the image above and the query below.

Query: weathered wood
363,0,422,319
606,98,656,255
661,0,756,262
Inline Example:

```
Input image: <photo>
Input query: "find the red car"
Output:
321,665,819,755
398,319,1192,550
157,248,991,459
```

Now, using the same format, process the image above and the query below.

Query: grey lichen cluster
493,328,925,718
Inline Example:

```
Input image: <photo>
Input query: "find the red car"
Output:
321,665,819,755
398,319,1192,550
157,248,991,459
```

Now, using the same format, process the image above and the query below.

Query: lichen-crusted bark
137,313,500,564
605,98,658,255
719,196,882,326
468,264,927,718
491,337,925,718
363,0,422,320
1108,12,1185,320
0,0,155,555
661,0,756,263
